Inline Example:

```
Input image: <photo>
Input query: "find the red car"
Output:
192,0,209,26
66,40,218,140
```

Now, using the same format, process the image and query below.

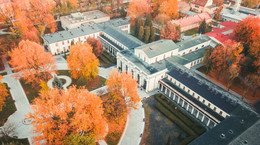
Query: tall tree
159,0,179,19
134,17,143,36
202,47,213,73
87,37,103,57
138,26,144,40
9,40,56,87
144,26,150,43
214,6,223,21
234,16,260,45
160,23,180,42
198,19,207,34
104,69,140,124
144,13,152,27
249,39,260,58
154,13,170,26
28,87,106,144
127,0,152,20
67,42,99,80
213,0,224,6
150,26,156,42
0,75,8,111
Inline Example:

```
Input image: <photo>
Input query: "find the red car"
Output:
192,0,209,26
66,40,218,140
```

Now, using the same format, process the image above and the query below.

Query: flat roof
135,39,179,58
177,35,211,52
182,46,209,61
42,18,129,44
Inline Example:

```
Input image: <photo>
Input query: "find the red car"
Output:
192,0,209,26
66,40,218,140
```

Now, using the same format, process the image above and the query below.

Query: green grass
0,72,7,76
154,94,206,144
0,84,16,126
57,70,106,91
0,136,29,145
183,25,212,36
105,131,122,145
20,80,40,104
99,51,116,67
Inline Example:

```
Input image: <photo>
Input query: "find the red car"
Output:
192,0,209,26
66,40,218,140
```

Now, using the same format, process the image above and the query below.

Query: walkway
118,89,158,145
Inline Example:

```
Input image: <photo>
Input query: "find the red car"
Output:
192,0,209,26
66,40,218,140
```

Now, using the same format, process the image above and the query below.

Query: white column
161,85,164,91
181,100,185,107
191,107,195,114
186,104,189,111
172,93,175,100
177,97,180,104
169,91,171,97
165,88,167,94
201,115,205,122
196,111,199,118
207,119,211,126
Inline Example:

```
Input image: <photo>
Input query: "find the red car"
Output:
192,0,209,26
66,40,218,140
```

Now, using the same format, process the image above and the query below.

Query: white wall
178,41,211,56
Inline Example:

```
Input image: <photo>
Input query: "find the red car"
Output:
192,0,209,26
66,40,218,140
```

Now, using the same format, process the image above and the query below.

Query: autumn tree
144,13,152,27
0,75,8,111
87,37,103,57
214,6,223,21
198,19,207,34
249,39,260,58
159,0,179,19
154,13,170,26
160,22,180,42
9,40,56,87
64,133,96,145
144,26,150,43
213,0,224,6
234,16,260,45
67,42,99,80
202,47,213,73
28,87,106,144
39,80,49,93
127,0,152,20
138,26,144,40
243,0,260,8
104,69,140,125
134,17,143,36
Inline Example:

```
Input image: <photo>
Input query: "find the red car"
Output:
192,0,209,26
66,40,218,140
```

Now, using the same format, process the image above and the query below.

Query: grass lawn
154,94,206,145
197,66,260,102
57,70,106,91
20,80,40,104
99,51,116,68
0,84,16,126
183,26,212,36
0,136,29,145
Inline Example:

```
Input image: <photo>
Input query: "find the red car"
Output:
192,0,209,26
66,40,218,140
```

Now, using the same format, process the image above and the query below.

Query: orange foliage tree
234,16,260,45
67,42,99,80
127,0,152,19
87,37,103,57
159,0,179,19
160,22,180,42
0,75,8,111
9,40,56,87
104,69,140,126
28,87,106,144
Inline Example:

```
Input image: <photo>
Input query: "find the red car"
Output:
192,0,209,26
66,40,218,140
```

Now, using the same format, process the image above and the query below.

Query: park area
197,66,260,103
141,94,205,145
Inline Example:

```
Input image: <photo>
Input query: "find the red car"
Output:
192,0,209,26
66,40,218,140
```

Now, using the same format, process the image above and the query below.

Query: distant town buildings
190,0,218,14
172,12,212,32
60,10,110,30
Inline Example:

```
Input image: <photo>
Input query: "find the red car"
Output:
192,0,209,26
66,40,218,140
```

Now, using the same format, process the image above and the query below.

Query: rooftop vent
228,130,233,134
220,133,226,139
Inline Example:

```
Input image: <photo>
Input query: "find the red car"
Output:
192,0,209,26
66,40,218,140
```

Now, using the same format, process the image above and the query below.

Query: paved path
47,75,72,89
118,89,158,145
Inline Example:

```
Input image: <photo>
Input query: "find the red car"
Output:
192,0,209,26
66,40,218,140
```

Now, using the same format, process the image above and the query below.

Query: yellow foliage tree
0,75,8,111
67,42,99,80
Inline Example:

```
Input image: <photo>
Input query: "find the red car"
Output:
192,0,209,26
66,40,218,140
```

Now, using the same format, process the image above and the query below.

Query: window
62,41,64,45
156,57,158,62
93,34,95,38
171,52,173,56
139,53,140,58
191,62,193,66
220,111,223,115
208,103,211,107
214,107,216,111
78,38,80,41
196,47,198,50
170,78,172,81
67,40,69,43
161,75,163,78
188,89,190,93
84,36,86,39
56,43,58,46
197,96,200,100
183,86,185,90
166,75,168,78
189,49,192,52
202,45,204,47
144,57,146,62
192,93,195,96
226,115,228,118
202,99,205,103
164,54,165,59
179,83,181,87
174,81,176,84
183,52,185,55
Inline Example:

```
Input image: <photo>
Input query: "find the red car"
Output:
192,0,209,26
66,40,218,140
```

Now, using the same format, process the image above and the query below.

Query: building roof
135,39,179,58
182,46,209,61
161,78,225,121
102,26,143,49
42,18,129,44
177,35,211,52
204,21,237,44
192,0,209,7
173,12,212,28
190,106,259,145
119,49,167,75
166,55,190,66
239,6,260,16
167,67,238,114
221,8,248,22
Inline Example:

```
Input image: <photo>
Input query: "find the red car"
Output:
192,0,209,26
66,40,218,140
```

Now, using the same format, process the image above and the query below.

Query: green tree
138,26,144,40
64,133,96,145
145,13,152,27
202,47,214,73
144,26,150,43
150,27,156,42
198,19,207,34
135,17,143,36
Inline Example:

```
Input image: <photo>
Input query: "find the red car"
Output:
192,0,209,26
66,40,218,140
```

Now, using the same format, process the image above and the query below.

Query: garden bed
0,136,29,145
0,84,16,126
20,80,40,104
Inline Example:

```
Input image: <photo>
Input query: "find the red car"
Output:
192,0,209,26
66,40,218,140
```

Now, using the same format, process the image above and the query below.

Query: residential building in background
60,10,110,30
190,0,218,14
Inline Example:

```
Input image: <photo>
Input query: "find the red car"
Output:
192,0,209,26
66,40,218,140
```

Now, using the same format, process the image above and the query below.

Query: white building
42,19,130,55
60,10,110,30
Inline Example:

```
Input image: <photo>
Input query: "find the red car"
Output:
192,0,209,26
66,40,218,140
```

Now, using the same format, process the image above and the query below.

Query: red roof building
193,0,210,7
204,21,238,44
173,12,212,32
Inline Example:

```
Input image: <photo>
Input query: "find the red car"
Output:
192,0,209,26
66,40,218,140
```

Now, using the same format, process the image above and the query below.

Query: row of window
181,45,204,55
55,34,97,47
191,58,203,67
166,75,227,117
